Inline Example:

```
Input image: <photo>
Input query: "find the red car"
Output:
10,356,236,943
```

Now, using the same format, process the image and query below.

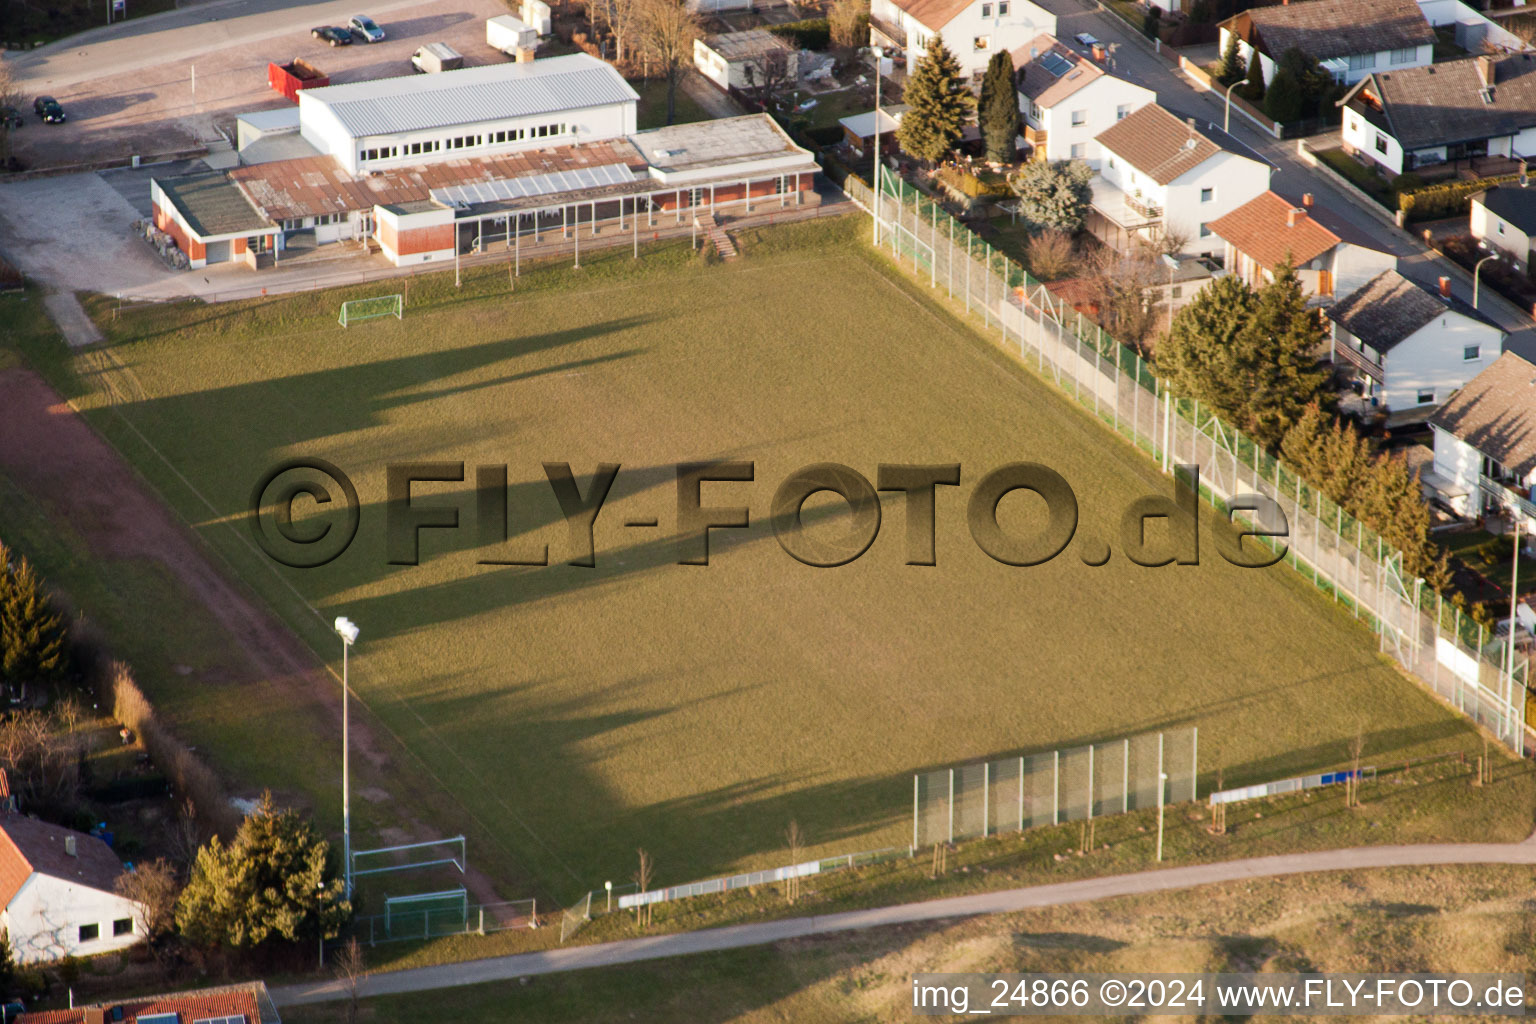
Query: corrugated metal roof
301,54,638,139
431,162,639,206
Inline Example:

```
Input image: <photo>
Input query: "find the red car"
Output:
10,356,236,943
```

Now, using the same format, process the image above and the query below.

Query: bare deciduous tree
1025,229,1076,282
633,847,655,929
333,936,367,1023
783,820,804,905
593,0,644,64
637,0,701,126
1347,728,1365,808
1083,244,1161,349
166,798,203,874
828,0,869,52
741,47,794,113
113,858,179,962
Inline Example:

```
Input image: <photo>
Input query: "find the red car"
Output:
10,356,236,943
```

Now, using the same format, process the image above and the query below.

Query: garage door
205,239,231,264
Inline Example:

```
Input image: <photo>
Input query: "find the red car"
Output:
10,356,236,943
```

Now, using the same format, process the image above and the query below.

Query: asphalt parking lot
8,0,514,171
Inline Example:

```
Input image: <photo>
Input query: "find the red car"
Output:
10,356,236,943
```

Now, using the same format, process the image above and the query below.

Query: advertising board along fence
1208,767,1376,806
840,167,1526,757
617,847,911,913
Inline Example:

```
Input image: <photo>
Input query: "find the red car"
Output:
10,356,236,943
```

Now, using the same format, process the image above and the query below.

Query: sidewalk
271,836,1536,1006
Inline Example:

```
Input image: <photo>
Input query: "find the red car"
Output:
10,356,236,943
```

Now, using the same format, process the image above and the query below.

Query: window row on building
361,123,571,166
80,917,135,943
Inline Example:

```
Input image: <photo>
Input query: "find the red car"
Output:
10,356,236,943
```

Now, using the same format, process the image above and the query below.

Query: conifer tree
1217,32,1245,85
1236,261,1331,446
1244,42,1266,100
0,541,68,693
1157,273,1258,420
896,35,974,164
978,50,1019,165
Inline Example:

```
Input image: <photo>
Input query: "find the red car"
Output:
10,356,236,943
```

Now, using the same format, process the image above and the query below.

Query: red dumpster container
268,59,330,103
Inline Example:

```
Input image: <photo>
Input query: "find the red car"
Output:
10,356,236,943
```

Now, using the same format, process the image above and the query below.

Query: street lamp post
1224,79,1242,134
334,616,360,901
1155,771,1169,862
1474,251,1500,309
605,880,613,913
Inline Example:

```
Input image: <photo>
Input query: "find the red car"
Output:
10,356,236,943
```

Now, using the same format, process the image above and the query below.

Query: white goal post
339,294,403,327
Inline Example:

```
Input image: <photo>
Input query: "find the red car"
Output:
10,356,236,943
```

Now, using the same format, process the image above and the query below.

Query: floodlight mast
335,616,360,900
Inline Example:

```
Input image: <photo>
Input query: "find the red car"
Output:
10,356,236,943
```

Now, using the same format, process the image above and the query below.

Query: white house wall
1342,107,1406,175
1381,315,1501,409
873,0,1056,78
1166,152,1271,257
5,875,142,965
1430,424,1482,516
1471,199,1535,261
1025,74,1154,167
1331,242,1398,299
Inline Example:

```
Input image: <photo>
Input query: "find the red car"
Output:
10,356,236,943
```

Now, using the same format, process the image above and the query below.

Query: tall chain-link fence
914,729,1196,847
848,170,1526,757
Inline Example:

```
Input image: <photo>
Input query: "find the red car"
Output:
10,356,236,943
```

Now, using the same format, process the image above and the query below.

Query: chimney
1438,276,1452,298
1302,192,1314,207
1477,55,1495,89
1287,207,1306,227
84,1008,106,1024
64,835,76,857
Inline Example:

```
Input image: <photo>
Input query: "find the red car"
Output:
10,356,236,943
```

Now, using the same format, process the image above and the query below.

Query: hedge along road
272,837,1536,1005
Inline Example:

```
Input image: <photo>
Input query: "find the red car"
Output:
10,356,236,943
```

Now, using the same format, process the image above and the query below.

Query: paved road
1040,0,1536,358
271,838,1536,1006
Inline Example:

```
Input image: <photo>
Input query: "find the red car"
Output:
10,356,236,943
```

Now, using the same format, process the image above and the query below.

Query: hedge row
1398,172,1522,221
770,18,831,50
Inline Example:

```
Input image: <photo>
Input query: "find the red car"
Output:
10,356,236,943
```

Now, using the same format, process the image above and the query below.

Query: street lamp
334,615,360,901
605,880,613,913
1474,247,1500,310
1155,771,1169,862
1224,78,1243,134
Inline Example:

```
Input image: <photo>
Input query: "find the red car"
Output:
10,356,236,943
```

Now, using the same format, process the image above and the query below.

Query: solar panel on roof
429,162,639,207
1039,52,1073,77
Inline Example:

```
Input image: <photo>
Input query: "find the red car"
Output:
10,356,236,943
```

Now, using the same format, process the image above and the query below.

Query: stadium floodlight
335,616,360,899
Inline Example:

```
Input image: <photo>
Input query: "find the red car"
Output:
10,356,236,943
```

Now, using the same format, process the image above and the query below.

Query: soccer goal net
383,887,468,938
338,294,403,327
351,835,466,879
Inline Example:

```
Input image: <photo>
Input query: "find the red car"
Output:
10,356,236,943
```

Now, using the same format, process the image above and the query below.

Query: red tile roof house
0,814,144,964
16,982,281,1024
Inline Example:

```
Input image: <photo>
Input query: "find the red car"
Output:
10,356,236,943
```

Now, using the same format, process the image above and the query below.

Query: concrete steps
703,214,738,260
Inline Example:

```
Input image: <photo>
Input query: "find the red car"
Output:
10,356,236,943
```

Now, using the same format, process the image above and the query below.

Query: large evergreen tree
896,35,973,164
1243,42,1266,100
0,541,68,694
1216,32,1245,86
1263,64,1303,122
1235,262,1331,446
1007,159,1093,232
978,50,1019,165
176,793,350,949
1157,273,1258,418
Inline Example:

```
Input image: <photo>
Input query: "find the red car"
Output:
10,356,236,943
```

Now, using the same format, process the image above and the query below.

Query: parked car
349,14,385,41
311,25,354,46
1073,32,1099,49
0,107,22,130
32,96,65,124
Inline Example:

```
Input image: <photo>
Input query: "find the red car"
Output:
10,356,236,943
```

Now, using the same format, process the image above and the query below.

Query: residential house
1341,53,1536,176
1430,350,1536,526
868,0,1056,79
0,812,143,964
1327,270,1504,416
1089,104,1271,256
1218,0,1434,87
693,30,799,93
1471,182,1536,264
1012,34,1155,168
17,982,282,1024
1206,190,1397,301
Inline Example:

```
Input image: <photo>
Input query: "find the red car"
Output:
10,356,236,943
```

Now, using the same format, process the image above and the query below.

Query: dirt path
0,367,512,911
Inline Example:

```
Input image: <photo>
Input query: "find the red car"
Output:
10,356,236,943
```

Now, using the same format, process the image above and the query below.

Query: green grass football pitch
53,219,1503,900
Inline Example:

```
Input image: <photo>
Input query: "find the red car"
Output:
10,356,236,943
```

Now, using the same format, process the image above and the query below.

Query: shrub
1025,229,1076,281
1391,172,1425,192
937,164,1009,198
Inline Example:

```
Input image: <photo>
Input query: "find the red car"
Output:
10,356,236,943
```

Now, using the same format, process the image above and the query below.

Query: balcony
1124,192,1162,219
1330,337,1384,384
1481,476,1536,523
869,14,906,48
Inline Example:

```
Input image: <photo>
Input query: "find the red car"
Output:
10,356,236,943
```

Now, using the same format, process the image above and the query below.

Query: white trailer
487,15,538,55
521,0,552,37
